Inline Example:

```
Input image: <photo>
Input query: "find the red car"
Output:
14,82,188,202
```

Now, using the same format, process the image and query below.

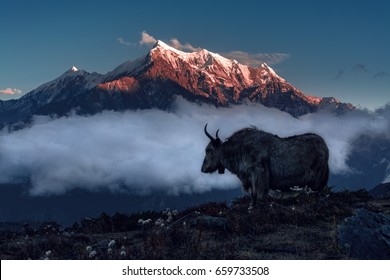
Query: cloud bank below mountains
1,98,389,196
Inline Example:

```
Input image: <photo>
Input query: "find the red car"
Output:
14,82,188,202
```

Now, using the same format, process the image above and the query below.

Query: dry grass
0,188,383,260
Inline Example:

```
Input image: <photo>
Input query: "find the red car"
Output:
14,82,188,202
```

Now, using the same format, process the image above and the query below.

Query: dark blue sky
1,0,389,108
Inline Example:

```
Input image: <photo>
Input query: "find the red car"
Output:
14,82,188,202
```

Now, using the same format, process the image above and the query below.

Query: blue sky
1,0,389,109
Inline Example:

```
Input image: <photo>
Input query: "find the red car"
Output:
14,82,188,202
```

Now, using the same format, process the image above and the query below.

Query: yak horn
216,129,219,139
204,124,215,141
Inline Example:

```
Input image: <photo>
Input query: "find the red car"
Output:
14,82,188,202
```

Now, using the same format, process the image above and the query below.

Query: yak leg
249,171,258,207
250,163,270,207
249,164,270,206
238,174,251,193
246,173,257,212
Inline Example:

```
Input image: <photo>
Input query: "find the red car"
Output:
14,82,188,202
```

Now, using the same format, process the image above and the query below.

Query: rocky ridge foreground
1,189,389,260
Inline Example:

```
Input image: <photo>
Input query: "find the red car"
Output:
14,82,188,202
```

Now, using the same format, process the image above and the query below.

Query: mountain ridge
0,41,354,128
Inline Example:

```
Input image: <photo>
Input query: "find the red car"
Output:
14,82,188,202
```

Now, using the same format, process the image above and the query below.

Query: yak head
201,124,225,174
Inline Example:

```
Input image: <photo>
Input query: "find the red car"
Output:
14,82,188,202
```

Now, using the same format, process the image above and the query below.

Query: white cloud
169,38,201,52
384,176,390,184
139,31,157,45
222,51,290,66
1,98,389,196
117,37,135,46
378,157,390,183
0,88,22,95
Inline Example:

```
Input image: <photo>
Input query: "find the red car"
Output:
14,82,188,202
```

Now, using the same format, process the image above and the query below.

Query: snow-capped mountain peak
151,40,244,71
260,63,286,82
63,66,83,76
152,40,186,55
148,40,254,87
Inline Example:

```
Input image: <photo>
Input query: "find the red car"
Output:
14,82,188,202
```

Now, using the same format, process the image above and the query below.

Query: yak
201,124,329,206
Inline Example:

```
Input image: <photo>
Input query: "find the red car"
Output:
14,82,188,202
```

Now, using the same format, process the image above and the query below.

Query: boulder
339,208,390,259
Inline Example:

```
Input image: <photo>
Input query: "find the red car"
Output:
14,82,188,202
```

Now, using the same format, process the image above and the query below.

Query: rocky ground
1,188,389,260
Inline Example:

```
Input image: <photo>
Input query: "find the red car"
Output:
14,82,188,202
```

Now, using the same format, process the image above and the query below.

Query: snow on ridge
151,40,253,85
153,40,242,69
238,64,252,85
152,40,187,55
261,63,286,82
305,95,323,105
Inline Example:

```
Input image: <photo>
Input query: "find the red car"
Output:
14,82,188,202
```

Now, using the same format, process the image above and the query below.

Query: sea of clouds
1,98,389,196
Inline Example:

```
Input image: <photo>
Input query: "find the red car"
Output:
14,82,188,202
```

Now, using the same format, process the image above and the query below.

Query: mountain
0,40,353,128
0,67,103,127
369,182,390,198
